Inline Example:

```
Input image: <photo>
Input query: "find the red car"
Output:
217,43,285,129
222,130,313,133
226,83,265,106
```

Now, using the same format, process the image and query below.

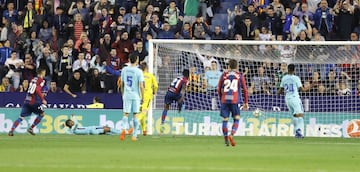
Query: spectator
211,25,227,40
36,47,56,87
179,22,192,39
111,32,133,65
0,40,12,80
2,2,18,25
192,16,210,40
68,0,90,25
337,80,351,96
14,25,27,60
132,41,148,62
90,55,106,74
141,5,154,30
236,17,256,40
189,66,203,92
290,15,307,39
49,80,62,93
20,2,38,34
38,20,52,44
183,0,198,23
72,52,89,78
149,16,183,39
355,81,360,96
17,79,29,92
99,8,113,37
5,51,23,89
143,12,162,38
163,1,182,29
110,15,126,37
333,1,355,40
271,0,285,19
251,66,272,95
293,3,314,25
88,68,103,93
57,46,74,88
104,49,120,93
69,13,86,43
53,6,70,47
147,0,167,20
63,70,86,98
26,31,40,59
313,0,334,40
22,53,36,81
262,6,282,36
0,77,15,92
1,18,10,41
98,34,112,62
123,6,141,39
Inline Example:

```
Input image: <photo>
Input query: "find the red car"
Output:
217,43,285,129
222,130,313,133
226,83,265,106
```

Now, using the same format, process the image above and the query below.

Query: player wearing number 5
120,54,144,141
277,64,310,138
8,68,48,136
218,59,248,147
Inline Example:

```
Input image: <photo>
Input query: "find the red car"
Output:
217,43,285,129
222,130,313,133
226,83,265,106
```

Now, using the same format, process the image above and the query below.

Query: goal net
147,40,360,138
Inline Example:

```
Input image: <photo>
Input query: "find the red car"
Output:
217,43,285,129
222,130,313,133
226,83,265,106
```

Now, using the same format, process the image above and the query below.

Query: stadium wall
0,108,358,138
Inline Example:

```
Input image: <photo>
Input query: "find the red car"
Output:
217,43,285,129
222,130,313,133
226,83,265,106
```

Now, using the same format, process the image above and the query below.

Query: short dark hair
94,96,101,103
288,64,295,72
65,119,72,128
228,59,238,69
36,67,46,74
129,54,138,64
140,62,148,71
183,69,190,78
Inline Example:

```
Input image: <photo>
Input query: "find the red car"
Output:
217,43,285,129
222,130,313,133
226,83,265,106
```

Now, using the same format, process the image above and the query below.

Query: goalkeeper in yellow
138,62,158,136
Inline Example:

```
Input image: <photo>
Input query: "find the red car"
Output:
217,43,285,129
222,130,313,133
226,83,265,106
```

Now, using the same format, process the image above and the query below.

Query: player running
61,115,122,135
218,59,248,146
8,68,48,136
120,54,144,141
137,62,158,136
160,69,190,134
277,64,310,138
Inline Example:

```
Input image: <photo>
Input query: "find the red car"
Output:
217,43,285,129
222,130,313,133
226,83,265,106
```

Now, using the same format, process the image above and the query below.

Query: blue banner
0,92,123,109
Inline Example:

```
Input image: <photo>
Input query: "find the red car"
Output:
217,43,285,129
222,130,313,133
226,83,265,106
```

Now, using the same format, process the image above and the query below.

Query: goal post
147,39,360,138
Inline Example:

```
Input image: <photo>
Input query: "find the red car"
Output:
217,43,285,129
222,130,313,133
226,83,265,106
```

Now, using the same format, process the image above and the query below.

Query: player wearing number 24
8,68,48,136
217,59,249,147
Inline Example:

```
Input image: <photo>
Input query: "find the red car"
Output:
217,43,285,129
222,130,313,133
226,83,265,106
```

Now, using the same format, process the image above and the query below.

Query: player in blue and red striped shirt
8,68,48,136
160,69,189,134
218,59,249,146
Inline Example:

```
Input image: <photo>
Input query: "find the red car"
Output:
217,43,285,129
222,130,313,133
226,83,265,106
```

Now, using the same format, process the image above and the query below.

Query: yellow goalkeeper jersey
143,71,158,99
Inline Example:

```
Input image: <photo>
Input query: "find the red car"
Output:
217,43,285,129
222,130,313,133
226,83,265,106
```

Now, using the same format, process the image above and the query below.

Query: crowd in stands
0,0,359,98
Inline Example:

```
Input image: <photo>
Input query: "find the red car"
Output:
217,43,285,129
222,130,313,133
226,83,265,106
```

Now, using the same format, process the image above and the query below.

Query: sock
231,119,239,136
31,115,43,129
122,116,129,130
222,120,228,141
138,112,146,132
298,117,304,135
133,118,139,137
141,116,147,132
161,109,168,124
109,128,121,135
292,117,299,135
11,118,23,131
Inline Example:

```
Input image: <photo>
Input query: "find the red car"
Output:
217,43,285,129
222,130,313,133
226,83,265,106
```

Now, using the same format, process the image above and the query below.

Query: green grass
0,134,359,172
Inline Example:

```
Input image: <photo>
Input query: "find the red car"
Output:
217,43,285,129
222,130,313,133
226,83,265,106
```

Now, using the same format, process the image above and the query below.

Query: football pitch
0,135,359,172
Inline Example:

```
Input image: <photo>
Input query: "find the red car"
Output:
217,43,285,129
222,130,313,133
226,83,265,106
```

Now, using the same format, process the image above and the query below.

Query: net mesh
150,40,360,137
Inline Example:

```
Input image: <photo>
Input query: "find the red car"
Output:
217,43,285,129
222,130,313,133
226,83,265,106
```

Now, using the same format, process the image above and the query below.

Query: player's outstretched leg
28,115,44,135
8,117,24,136
222,119,229,146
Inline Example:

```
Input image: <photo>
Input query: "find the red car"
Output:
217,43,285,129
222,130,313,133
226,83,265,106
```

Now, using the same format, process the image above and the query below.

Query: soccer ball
253,108,262,118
